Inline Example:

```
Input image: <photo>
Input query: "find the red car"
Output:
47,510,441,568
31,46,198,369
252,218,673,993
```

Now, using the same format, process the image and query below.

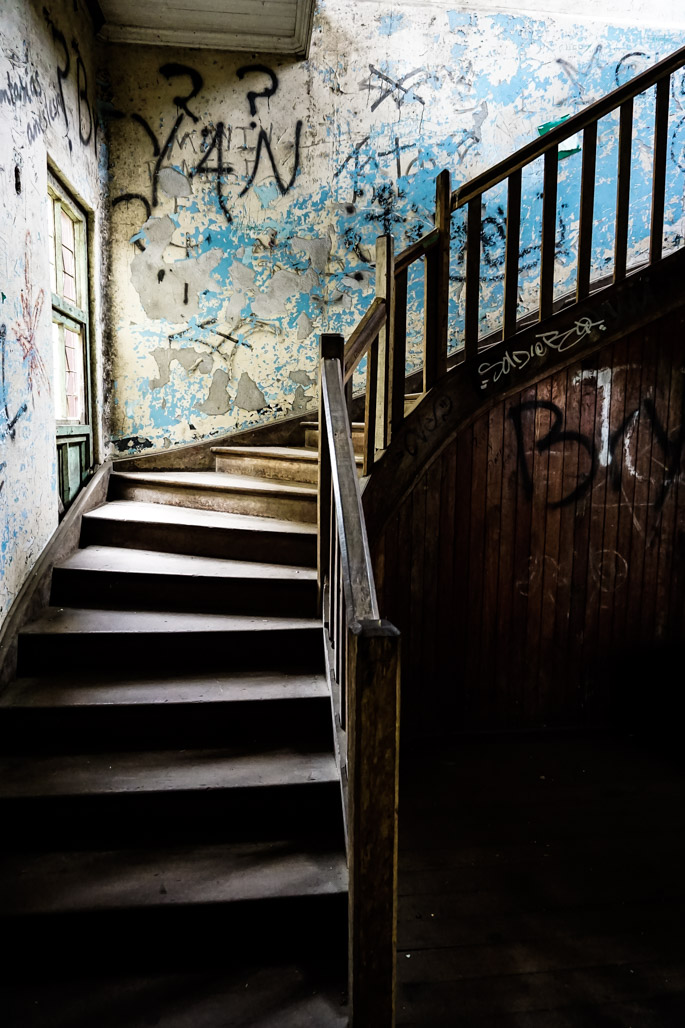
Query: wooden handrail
394,227,439,274
344,297,387,383
321,351,379,620
453,44,685,208
318,332,400,1027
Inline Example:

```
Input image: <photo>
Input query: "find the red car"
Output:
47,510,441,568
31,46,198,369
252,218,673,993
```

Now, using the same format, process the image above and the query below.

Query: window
48,173,92,509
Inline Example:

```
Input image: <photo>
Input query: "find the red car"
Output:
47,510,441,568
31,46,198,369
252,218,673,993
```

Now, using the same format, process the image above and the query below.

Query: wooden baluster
540,147,558,320
503,169,521,340
651,76,670,264
391,268,408,438
424,169,451,389
614,98,633,283
348,620,401,1028
375,236,394,452
363,334,379,476
576,121,597,301
318,335,342,613
464,197,481,364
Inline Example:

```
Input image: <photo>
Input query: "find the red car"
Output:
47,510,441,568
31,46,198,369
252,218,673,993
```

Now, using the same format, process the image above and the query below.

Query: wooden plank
348,621,400,1028
465,408,489,725
614,99,633,283
576,121,597,301
452,427,473,725
421,458,443,711
376,236,394,452
651,76,670,263
409,479,427,734
480,402,504,723
503,169,521,340
553,364,579,717
609,329,644,657
494,394,519,723
523,378,552,723
463,197,481,366
539,148,558,321
565,356,599,715
651,332,678,647
344,297,386,382
508,384,535,727
538,367,565,721
391,269,408,439
435,442,457,727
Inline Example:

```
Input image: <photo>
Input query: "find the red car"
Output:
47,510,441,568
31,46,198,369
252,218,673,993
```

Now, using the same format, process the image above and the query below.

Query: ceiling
93,0,316,56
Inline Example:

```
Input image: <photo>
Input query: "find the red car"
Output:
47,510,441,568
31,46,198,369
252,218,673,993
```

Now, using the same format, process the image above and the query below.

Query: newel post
348,618,401,1027
318,333,344,613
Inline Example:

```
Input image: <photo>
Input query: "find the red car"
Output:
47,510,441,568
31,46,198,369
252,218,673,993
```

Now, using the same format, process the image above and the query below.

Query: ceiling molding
97,0,316,57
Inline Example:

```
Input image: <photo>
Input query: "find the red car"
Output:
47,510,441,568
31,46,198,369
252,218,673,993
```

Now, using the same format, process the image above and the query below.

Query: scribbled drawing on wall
105,5,685,454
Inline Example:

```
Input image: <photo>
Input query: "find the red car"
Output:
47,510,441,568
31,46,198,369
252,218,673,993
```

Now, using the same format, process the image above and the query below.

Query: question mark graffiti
236,65,279,117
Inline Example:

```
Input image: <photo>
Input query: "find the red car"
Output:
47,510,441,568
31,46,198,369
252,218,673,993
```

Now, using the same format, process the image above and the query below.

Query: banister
394,227,439,274
453,43,685,208
344,296,387,382
322,355,379,621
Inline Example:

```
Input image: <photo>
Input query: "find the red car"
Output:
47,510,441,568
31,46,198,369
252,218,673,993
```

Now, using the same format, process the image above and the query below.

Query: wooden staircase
0,436,349,1026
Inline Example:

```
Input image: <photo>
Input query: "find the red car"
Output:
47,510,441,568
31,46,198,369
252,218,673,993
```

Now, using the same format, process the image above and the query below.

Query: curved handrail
453,44,685,208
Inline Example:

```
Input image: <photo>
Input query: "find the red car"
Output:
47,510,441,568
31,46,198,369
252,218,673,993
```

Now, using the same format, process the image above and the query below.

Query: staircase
0,435,350,1026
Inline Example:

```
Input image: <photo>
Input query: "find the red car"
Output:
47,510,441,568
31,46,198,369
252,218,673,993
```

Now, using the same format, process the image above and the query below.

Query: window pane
54,325,85,423
61,209,75,249
48,198,56,294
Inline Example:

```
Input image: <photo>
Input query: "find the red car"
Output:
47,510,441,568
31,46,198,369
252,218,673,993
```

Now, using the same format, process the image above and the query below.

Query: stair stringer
362,245,685,548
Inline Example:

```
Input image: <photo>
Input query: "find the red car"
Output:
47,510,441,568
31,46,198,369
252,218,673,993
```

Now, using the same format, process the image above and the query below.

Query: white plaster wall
105,0,684,454
0,0,107,626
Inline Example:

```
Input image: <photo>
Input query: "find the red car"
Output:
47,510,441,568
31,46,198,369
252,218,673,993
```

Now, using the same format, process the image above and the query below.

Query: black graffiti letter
509,400,597,508
74,46,92,145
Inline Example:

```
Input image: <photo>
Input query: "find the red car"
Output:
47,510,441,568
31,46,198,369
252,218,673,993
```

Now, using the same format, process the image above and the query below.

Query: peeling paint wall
106,1,684,454
0,0,106,625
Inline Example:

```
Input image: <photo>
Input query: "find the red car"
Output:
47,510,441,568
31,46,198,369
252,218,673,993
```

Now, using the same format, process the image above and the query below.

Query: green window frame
48,172,93,510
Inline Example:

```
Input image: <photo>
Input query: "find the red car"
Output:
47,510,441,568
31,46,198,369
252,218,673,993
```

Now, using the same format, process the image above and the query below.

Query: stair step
82,501,317,566
211,444,363,482
110,470,318,524
51,545,317,616
0,670,330,751
404,392,423,415
17,607,324,674
302,422,365,456
0,841,347,969
0,746,341,846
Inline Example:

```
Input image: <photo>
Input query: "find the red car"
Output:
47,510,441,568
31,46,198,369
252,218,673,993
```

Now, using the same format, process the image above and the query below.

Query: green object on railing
537,114,581,160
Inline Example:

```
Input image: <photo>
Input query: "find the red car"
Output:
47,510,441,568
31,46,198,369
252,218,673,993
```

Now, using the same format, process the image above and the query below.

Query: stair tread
56,546,315,581
21,607,321,635
0,840,347,914
211,444,362,465
0,747,338,798
84,501,316,535
302,421,364,429
112,470,317,497
0,670,328,710
210,445,319,461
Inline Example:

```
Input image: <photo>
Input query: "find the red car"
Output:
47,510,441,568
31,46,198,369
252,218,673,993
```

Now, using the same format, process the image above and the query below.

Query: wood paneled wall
374,308,685,734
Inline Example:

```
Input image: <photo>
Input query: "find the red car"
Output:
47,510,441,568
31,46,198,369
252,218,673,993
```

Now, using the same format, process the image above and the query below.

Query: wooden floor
397,733,685,1027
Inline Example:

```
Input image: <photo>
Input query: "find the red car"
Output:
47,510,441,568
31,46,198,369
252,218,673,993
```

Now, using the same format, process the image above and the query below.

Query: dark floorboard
396,733,685,1027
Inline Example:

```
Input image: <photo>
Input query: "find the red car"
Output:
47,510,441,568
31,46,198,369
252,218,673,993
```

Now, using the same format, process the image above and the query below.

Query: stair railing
317,332,401,1028
453,43,685,365
345,169,452,475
